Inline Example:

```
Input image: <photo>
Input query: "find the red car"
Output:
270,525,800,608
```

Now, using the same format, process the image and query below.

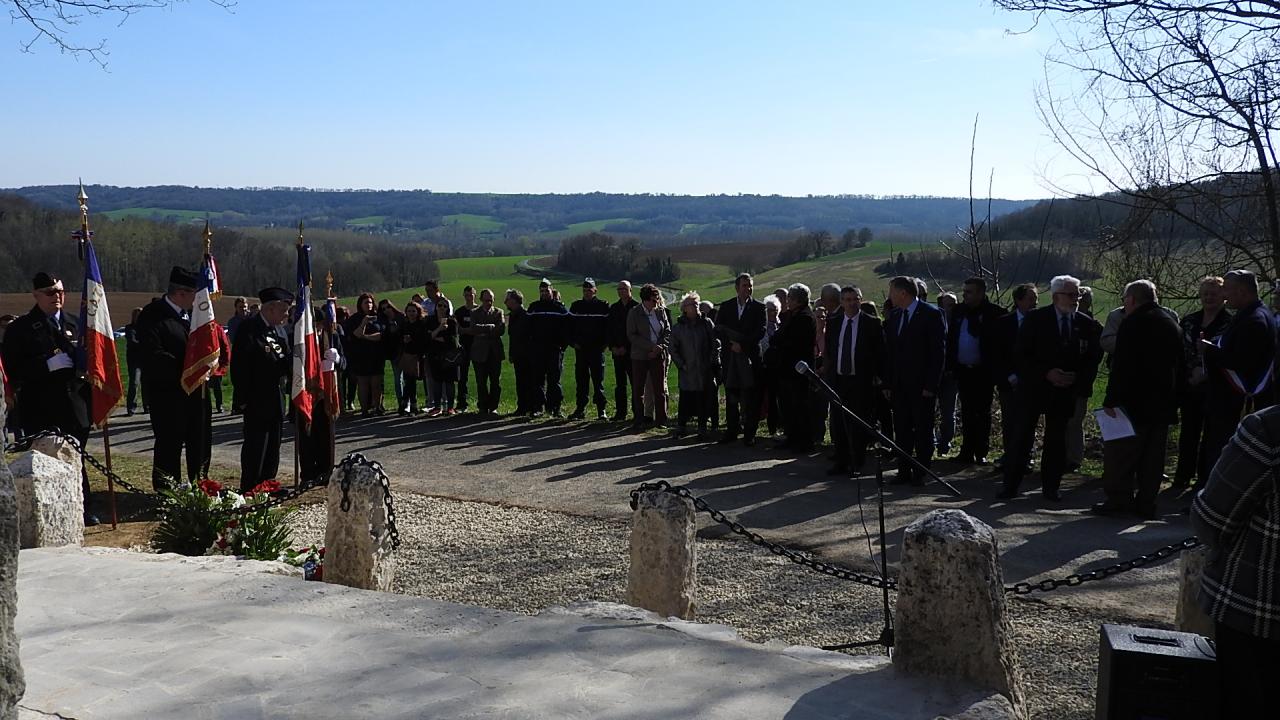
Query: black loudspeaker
1096,624,1219,720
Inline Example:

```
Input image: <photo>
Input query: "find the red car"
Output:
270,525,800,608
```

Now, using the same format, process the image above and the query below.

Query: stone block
7,452,83,549
626,489,695,620
895,509,1025,717
323,462,395,592
1175,545,1215,639
0,378,26,718
28,436,78,467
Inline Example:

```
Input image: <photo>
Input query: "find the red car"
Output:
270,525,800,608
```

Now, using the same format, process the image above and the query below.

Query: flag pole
200,221,214,482
293,220,304,490
78,183,118,530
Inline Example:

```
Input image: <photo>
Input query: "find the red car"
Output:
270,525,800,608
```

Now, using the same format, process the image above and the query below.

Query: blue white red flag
181,254,223,395
78,239,123,425
292,243,321,425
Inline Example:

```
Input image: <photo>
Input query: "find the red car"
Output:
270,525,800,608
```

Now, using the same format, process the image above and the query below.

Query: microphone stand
798,362,963,654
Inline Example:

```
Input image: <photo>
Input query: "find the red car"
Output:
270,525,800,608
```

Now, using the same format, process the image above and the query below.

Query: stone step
15,547,1012,719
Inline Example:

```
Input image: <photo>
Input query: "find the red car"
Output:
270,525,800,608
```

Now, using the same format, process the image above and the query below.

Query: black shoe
126,410,135,417
955,454,975,465
84,513,101,527
1090,501,1130,516
742,436,756,447
827,464,849,476
974,456,988,464
1064,463,1081,474
995,488,1018,500
568,409,586,420
597,409,609,420
718,433,738,445
1042,491,1061,502
1134,507,1158,521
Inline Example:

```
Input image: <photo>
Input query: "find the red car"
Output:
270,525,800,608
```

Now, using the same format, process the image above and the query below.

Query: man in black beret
569,277,610,420
1,272,98,524
135,266,208,490
231,287,293,493
527,279,570,417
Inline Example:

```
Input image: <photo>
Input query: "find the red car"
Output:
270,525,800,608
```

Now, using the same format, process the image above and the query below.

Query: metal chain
335,452,401,549
1005,537,1203,594
630,480,896,591
6,429,153,497
630,481,1204,596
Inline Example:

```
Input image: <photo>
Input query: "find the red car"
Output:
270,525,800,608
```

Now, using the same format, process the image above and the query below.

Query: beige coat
463,305,506,363
626,303,671,361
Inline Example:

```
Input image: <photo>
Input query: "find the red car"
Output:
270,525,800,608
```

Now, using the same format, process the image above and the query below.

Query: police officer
231,287,293,493
527,279,570,417
136,267,208,491
1,272,97,524
569,278,610,420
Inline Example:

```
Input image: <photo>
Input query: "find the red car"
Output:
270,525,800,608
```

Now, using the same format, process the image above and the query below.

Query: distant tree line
875,244,1098,286
554,232,681,285
773,227,874,266
0,195,440,295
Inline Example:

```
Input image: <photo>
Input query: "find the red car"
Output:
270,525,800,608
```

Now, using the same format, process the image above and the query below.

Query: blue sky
1,1,1083,199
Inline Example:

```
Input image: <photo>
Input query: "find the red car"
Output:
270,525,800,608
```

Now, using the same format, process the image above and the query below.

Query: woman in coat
626,283,672,429
670,291,720,439
397,302,429,414
772,283,817,452
342,293,387,416
425,298,461,416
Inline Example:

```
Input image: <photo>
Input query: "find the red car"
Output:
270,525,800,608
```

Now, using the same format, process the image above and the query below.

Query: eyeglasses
38,289,65,297
1054,291,1081,299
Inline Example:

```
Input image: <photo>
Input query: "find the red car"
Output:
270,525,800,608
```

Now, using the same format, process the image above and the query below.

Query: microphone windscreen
794,360,810,375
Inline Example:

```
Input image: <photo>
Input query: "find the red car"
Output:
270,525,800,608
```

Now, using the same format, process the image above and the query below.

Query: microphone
795,360,816,377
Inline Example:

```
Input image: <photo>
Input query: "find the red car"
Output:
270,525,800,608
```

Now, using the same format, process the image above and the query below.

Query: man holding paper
1093,280,1182,520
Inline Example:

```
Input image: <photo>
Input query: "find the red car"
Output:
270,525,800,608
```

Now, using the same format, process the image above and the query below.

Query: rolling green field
101,207,238,222
443,214,505,233
345,215,388,226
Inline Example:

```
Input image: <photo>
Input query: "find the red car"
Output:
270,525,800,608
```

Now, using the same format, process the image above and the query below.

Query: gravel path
290,492,1162,720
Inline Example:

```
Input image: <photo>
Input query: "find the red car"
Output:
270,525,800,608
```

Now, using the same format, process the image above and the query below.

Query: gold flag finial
74,179,90,261
202,219,213,255
325,270,334,298
77,179,88,206
297,219,305,247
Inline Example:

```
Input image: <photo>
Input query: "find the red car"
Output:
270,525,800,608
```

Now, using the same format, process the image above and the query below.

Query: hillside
6,185,1040,246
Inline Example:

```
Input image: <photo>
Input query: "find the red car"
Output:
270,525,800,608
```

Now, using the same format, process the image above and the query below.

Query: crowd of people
2,264,1280,710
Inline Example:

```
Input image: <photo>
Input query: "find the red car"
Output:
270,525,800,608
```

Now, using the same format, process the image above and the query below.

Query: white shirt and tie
836,312,860,376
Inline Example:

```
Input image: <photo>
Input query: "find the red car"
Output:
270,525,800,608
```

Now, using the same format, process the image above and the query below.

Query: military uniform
1,305,91,443
527,283,570,415
231,290,292,493
136,269,210,490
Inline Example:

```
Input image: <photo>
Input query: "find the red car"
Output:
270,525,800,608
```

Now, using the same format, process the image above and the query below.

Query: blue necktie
1060,314,1070,341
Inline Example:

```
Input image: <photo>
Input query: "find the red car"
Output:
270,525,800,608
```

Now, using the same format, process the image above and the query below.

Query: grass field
101,208,236,222
346,215,388,226
443,214,505,233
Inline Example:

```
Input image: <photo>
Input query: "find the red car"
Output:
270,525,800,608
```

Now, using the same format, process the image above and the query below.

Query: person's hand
46,353,73,371
1046,368,1075,387
731,341,743,353
1103,407,1117,418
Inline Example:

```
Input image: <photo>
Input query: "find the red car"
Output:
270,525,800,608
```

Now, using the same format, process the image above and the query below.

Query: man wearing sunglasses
1,272,97,524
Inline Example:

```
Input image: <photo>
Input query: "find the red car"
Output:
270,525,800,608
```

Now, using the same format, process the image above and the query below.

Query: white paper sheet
1094,407,1136,442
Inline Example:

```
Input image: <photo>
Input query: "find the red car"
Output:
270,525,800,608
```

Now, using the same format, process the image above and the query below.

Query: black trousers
1101,423,1169,513
954,366,994,459
149,387,209,490
126,366,146,412
677,389,709,428
781,375,815,449
456,352,472,409
531,349,565,412
830,374,872,470
1199,392,1249,490
473,358,502,412
724,384,761,439
1215,620,1280,716
611,352,631,418
1174,385,1208,484
240,403,283,493
513,359,537,413
891,388,936,481
574,347,607,411
1003,392,1067,495
297,404,335,487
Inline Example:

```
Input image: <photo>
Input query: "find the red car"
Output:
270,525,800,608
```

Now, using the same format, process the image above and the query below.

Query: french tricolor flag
78,239,123,425
181,254,224,395
292,243,321,426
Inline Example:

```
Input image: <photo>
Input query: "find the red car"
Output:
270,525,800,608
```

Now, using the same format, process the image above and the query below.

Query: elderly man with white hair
998,274,1103,502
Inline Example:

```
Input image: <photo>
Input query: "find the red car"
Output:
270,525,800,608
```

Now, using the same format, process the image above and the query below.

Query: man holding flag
231,287,293,493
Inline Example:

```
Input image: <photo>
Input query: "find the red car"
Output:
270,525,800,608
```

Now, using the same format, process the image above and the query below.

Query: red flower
197,479,223,497
215,536,228,550
318,547,325,557
247,480,282,497
226,519,239,529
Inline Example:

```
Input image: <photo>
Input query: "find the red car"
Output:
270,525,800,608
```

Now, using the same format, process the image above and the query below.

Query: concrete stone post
1175,545,1215,638
28,436,77,467
323,462,395,592
0,376,26,718
7,451,84,549
895,509,1025,717
626,489,696,620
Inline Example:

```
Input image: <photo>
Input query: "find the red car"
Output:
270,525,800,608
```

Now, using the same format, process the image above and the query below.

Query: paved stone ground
15,547,1010,720
99,410,1196,623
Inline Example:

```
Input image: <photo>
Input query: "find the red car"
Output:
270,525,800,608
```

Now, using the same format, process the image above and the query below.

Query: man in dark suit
527,279,570,418
716,273,767,446
504,289,535,416
569,278,611,420
136,267,207,490
607,281,639,423
999,275,1103,501
1093,280,1183,519
1199,269,1277,488
884,276,947,485
946,277,1006,464
462,289,506,418
1,272,97,524
231,287,293,493
824,285,886,476
989,283,1038,471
